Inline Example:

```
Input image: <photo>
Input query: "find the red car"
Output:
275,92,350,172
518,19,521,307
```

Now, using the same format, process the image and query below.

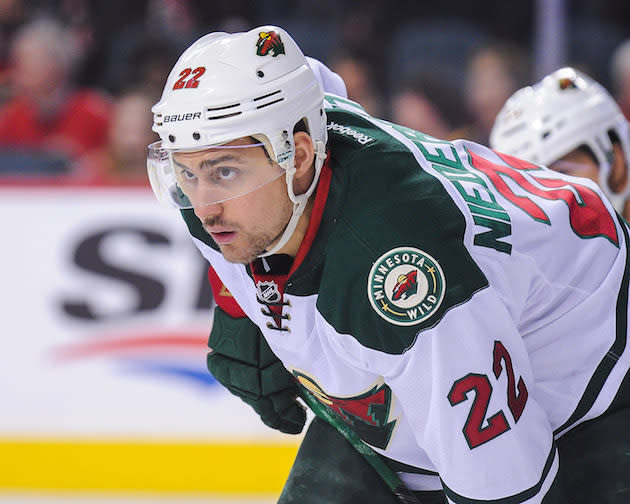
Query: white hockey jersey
181,96,630,503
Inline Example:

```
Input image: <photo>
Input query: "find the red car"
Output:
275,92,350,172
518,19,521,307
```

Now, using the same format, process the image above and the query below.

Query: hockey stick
299,388,422,504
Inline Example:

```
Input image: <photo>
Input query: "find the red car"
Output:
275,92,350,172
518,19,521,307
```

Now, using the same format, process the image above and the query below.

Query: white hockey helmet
148,25,327,256
490,67,630,202
306,56,348,98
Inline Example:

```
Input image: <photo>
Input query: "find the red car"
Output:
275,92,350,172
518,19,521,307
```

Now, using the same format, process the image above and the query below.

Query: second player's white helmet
148,25,327,256
490,67,630,202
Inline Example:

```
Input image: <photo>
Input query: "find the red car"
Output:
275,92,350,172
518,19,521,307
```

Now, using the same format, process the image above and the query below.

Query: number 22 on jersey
448,340,528,449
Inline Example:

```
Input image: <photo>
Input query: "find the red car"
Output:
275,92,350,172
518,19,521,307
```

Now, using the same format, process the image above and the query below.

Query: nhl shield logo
256,280,282,303
367,247,446,326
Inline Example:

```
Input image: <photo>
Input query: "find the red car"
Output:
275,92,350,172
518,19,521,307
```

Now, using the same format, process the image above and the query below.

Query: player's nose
194,201,223,222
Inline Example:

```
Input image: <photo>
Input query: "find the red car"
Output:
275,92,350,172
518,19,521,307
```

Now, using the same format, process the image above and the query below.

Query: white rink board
0,184,291,441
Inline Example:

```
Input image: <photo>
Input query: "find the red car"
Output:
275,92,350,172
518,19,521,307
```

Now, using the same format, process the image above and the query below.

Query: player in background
147,27,630,503
490,66,630,220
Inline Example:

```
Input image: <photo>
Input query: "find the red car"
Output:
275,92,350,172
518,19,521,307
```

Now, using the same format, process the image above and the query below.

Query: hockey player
490,66,630,220
147,26,630,503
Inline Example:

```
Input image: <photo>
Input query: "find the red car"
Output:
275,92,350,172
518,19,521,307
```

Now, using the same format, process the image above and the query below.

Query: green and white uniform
183,97,630,503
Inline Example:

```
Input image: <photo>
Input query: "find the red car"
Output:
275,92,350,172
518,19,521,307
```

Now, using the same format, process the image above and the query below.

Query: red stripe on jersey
289,155,333,276
207,265,246,318
473,151,619,245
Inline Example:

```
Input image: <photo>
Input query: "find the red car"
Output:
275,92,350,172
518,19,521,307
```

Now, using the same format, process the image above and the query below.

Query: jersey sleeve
381,286,562,502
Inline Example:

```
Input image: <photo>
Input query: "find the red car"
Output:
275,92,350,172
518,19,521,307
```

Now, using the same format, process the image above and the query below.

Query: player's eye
180,169,197,181
213,166,238,181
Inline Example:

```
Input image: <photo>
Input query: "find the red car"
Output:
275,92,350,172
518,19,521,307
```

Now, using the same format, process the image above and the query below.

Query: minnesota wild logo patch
367,247,446,326
293,370,398,450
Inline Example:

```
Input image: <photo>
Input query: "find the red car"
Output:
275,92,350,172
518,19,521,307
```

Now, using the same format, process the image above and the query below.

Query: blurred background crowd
0,0,629,183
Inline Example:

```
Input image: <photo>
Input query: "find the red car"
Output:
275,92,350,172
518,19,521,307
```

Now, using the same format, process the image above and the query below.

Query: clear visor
147,140,285,209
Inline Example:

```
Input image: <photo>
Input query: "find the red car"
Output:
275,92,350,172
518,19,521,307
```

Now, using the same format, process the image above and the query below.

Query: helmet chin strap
258,140,326,258
257,203,304,258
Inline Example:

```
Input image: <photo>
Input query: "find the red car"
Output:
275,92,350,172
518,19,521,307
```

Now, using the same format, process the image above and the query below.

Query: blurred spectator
0,0,28,102
611,39,630,121
73,89,156,183
336,4,387,55
91,0,255,95
329,51,383,117
463,41,531,145
102,33,181,99
389,73,470,140
566,17,627,90
0,18,111,174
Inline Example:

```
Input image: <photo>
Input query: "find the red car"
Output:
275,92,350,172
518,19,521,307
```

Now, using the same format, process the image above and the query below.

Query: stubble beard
204,200,294,264
219,229,278,264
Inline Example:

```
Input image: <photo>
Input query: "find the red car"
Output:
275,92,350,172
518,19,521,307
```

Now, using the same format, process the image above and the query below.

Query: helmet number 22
173,67,206,90
447,341,528,449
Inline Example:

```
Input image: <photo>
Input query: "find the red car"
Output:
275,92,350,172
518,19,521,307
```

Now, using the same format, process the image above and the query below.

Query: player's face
177,138,293,264
549,149,599,184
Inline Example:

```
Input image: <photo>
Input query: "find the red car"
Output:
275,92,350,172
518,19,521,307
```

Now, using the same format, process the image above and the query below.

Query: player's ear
608,141,628,194
292,131,316,196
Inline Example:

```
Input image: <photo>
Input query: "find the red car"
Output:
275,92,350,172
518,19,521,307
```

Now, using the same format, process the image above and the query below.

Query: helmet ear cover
490,67,630,201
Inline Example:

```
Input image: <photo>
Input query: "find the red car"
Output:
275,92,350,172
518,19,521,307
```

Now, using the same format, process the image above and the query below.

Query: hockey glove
207,305,306,434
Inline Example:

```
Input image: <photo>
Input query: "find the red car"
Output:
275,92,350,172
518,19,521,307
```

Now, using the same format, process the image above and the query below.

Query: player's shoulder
317,132,489,355
324,96,407,154
317,213,488,355
323,101,471,247
324,97,457,210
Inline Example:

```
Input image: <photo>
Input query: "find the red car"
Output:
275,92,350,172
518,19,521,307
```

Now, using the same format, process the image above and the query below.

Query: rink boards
0,183,299,496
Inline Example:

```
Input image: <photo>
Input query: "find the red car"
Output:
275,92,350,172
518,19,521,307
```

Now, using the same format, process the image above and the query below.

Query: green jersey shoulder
316,98,488,354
